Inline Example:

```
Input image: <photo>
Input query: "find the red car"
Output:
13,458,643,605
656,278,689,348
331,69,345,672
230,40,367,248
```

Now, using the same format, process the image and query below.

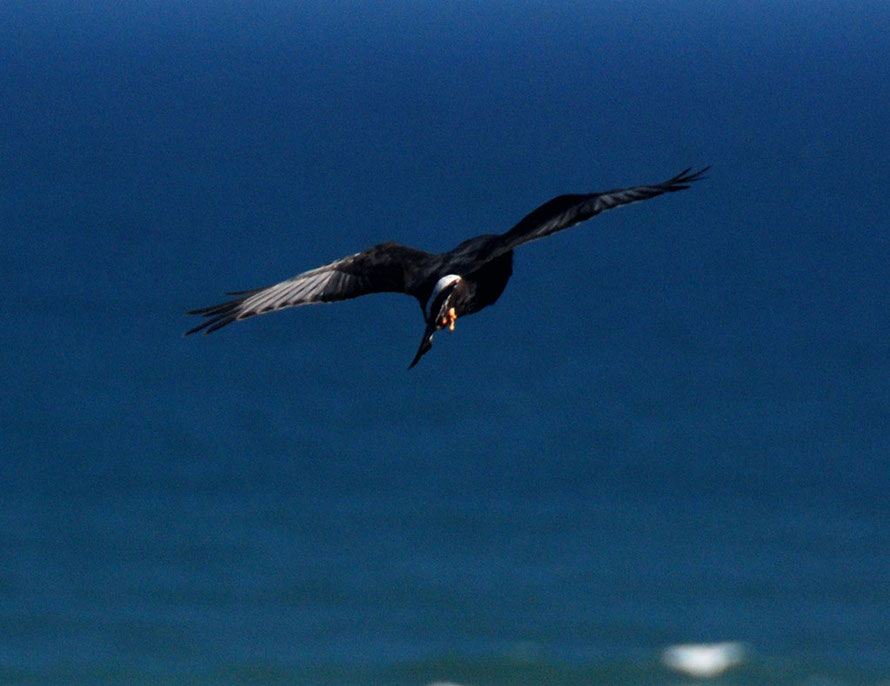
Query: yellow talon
440,307,458,331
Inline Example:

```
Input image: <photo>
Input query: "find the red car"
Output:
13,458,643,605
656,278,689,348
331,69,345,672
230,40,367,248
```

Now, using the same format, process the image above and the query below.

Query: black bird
186,167,709,367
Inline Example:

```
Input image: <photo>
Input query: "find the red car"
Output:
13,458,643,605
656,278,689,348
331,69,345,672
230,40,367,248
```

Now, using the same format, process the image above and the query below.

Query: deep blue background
2,2,889,684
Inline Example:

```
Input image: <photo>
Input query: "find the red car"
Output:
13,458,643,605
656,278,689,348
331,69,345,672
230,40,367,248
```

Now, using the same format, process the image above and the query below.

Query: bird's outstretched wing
497,167,709,253
185,242,433,335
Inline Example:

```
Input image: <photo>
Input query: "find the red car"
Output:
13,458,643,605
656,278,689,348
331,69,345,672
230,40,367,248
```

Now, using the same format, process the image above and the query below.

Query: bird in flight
186,167,709,367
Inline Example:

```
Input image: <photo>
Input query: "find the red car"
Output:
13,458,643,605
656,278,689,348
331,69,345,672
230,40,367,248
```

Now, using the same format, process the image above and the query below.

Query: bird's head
409,274,464,368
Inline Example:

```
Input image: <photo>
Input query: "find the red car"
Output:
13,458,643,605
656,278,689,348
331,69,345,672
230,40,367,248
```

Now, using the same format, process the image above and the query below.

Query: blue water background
1,1,889,684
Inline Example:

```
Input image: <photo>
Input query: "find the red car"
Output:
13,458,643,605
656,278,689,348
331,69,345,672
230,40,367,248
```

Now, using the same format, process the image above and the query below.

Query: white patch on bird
425,274,461,318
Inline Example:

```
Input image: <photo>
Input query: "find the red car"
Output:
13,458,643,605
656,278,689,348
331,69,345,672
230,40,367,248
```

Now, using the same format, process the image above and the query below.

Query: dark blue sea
2,2,889,684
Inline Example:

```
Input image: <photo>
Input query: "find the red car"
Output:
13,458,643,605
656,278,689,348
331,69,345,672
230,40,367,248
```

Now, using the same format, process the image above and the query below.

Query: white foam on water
661,641,747,678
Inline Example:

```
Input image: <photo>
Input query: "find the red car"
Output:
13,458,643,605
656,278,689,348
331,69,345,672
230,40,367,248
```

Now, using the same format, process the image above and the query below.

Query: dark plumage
186,167,709,367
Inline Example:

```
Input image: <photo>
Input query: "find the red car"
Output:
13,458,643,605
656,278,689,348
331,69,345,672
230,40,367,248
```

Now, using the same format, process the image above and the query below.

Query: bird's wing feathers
185,242,432,335
186,168,708,342
497,167,709,252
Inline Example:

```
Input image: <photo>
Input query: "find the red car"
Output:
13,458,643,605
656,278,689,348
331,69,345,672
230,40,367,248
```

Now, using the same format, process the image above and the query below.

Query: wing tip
668,165,711,188
184,292,255,336
183,315,235,336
